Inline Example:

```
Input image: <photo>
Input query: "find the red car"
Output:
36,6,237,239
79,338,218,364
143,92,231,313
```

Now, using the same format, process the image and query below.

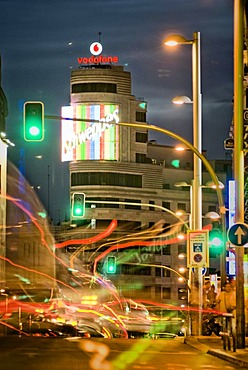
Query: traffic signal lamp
209,221,223,256
72,192,85,218
107,256,116,274
24,101,44,142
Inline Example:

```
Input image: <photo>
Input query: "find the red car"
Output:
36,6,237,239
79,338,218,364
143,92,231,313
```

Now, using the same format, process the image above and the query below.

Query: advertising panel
61,104,119,162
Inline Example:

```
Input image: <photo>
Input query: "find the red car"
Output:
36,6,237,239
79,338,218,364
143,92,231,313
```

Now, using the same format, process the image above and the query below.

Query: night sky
0,0,234,223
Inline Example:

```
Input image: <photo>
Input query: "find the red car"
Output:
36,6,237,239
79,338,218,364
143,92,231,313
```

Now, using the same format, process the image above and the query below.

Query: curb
207,349,248,368
184,337,248,368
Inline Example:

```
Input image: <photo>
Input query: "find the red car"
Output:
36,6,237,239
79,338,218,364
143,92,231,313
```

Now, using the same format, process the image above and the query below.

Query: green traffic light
209,222,223,256
72,192,85,218
107,256,116,274
24,101,44,142
74,206,83,216
211,236,222,247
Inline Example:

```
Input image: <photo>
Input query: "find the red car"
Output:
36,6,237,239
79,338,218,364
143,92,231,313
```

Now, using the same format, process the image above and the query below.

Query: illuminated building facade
61,53,229,307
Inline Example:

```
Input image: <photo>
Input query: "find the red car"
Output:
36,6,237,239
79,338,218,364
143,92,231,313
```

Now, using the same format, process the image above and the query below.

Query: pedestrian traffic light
72,192,85,218
209,221,223,256
23,101,44,142
107,256,116,274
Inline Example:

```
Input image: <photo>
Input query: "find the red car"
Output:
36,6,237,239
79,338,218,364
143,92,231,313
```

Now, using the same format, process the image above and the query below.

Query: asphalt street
0,336,247,370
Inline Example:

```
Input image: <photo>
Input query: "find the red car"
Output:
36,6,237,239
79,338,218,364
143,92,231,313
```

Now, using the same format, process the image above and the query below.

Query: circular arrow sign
227,222,248,246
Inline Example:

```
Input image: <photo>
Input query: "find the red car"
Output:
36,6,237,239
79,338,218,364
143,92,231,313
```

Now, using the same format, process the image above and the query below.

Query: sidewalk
185,334,248,368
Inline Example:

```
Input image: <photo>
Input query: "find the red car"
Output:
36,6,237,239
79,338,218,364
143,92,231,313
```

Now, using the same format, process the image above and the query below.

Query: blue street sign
227,222,248,247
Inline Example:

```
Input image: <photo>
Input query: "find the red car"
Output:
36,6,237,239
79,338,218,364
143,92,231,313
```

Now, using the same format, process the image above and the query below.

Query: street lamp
165,32,202,231
165,32,202,335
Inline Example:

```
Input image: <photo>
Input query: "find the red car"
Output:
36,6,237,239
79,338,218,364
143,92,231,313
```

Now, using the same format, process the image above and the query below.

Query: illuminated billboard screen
61,104,119,162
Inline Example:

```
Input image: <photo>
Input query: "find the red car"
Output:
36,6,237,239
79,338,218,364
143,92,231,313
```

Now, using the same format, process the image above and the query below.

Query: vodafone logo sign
77,42,119,65
90,42,103,56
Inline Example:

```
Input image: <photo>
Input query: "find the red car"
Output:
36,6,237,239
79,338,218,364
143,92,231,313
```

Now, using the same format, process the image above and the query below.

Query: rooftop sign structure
77,42,119,65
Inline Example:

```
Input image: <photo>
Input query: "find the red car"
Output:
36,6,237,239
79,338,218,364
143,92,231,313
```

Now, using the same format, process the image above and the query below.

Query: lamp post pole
191,31,203,336
164,31,203,335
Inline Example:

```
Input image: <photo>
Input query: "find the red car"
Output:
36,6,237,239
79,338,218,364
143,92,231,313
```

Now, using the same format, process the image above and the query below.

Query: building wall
62,63,228,307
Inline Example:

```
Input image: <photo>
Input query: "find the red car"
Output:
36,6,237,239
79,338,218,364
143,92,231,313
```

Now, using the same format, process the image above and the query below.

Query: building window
178,245,186,254
163,266,171,277
162,287,171,299
162,245,171,255
154,245,162,254
155,286,161,299
124,199,141,210
178,202,186,211
155,267,161,277
86,197,119,209
136,111,146,122
162,201,170,210
71,172,142,188
149,200,155,211
71,82,117,93
208,205,217,212
136,132,148,143
121,264,151,275
136,153,146,163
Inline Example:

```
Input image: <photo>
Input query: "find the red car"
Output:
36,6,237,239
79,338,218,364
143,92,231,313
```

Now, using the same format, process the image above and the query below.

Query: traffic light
24,101,44,142
107,256,116,274
209,221,223,256
72,192,85,218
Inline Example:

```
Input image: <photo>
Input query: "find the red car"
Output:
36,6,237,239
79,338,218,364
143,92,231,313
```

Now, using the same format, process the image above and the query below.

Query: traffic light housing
72,192,85,218
24,101,44,142
209,221,223,256
107,256,116,274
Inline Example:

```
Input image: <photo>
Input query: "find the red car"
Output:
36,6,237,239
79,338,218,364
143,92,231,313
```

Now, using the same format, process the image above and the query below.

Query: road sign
227,222,248,246
187,230,209,268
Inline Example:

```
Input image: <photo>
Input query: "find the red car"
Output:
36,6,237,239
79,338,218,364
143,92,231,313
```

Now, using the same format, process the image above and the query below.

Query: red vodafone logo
90,42,103,56
77,42,118,65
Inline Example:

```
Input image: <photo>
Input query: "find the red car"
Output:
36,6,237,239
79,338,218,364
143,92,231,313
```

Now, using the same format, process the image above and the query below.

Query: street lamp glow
205,180,225,190
204,211,221,220
175,145,186,151
164,34,192,46
172,96,193,105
